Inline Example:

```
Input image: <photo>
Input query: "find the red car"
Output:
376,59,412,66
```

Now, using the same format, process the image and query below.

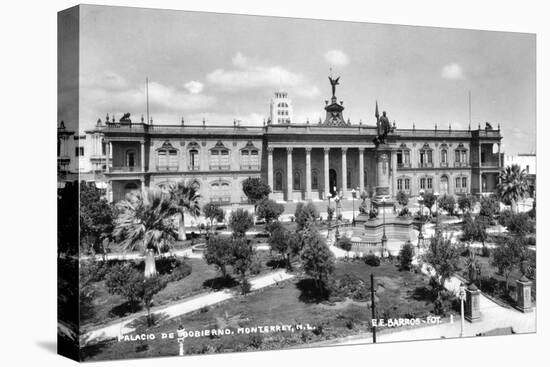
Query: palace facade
89,83,503,204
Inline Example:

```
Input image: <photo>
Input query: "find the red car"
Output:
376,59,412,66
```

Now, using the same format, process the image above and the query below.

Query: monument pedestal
465,283,482,323
515,276,533,313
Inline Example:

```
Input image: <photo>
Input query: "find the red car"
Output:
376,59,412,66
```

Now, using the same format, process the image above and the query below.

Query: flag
375,101,380,120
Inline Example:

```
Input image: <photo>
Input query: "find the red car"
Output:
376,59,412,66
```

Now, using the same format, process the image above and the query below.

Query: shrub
458,195,475,214
105,263,144,305
506,213,535,236
364,254,380,267
479,195,500,219
396,191,409,206
398,207,410,217
438,194,456,216
204,235,233,278
399,242,414,270
337,235,353,253
481,245,491,257
256,198,284,224
462,214,488,245
498,209,514,227
295,202,319,229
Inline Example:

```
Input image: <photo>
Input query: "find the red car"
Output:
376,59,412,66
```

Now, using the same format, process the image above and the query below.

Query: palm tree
167,181,201,241
497,164,529,213
114,188,179,277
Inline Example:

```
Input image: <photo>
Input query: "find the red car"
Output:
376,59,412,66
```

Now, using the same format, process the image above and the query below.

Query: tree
269,227,301,270
437,194,456,216
167,181,201,241
242,177,271,223
204,235,233,278
422,192,436,215
491,237,528,292
229,208,254,237
396,191,409,207
423,233,461,290
203,202,225,232
498,164,529,213
300,225,335,296
230,237,255,294
79,181,115,255
399,241,414,270
114,188,179,277
462,214,488,246
479,195,500,219
337,235,353,257
105,263,168,325
256,198,284,224
295,202,319,230
458,195,475,214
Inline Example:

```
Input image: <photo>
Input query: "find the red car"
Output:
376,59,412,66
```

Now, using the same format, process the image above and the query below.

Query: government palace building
70,78,503,204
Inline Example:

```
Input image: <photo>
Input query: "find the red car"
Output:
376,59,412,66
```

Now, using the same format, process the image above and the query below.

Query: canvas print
57,4,537,362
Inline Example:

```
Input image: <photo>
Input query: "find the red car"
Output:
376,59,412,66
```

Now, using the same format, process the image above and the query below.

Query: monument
515,261,534,313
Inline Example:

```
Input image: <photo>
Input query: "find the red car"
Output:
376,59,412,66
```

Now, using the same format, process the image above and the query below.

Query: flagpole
146,77,150,124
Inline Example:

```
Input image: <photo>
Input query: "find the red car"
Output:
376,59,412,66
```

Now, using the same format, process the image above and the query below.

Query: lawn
82,249,286,328
81,259,437,361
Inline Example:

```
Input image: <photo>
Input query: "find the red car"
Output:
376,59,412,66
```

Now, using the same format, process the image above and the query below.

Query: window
397,179,403,191
190,149,199,170
275,171,283,191
293,171,301,190
158,149,178,170
397,145,411,167
75,146,84,157
405,178,410,190
462,177,467,188
397,152,403,165
101,139,106,155
427,177,433,189
455,177,461,188
57,140,61,156
210,142,230,170
312,170,319,190
420,178,426,190
419,145,433,166
240,142,259,170
441,149,448,163
126,151,135,167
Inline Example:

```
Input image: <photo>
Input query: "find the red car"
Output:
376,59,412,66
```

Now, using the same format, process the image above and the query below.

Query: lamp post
327,194,332,238
458,283,466,338
351,188,357,226
381,197,387,256
417,189,425,249
434,191,440,235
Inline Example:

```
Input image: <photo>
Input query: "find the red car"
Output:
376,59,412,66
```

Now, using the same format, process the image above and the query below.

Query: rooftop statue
374,104,394,146
328,76,340,98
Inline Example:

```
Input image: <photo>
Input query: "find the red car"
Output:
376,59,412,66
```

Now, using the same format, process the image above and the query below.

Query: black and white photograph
54,4,540,362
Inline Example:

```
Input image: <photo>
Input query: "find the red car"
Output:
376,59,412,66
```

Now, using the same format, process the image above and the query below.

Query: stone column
478,143,482,194
465,283,482,322
106,141,111,173
341,148,348,197
391,150,397,196
267,147,274,194
515,275,533,313
140,141,145,172
305,148,312,200
286,147,293,202
324,148,330,199
359,148,365,194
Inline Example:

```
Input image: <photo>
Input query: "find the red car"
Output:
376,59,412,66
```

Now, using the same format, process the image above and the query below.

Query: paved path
82,269,294,345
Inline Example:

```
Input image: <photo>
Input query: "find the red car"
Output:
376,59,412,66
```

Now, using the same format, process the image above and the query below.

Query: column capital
267,147,274,153
358,147,365,152
305,147,312,153
323,147,331,153
342,147,348,154
286,147,293,153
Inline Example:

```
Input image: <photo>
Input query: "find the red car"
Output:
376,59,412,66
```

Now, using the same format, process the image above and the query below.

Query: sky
64,5,536,155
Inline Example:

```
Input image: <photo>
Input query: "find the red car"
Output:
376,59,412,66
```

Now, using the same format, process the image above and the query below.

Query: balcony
211,196,231,204
188,165,201,171
156,165,179,172
240,164,261,171
481,161,499,168
419,162,433,168
439,162,449,168
397,162,411,169
112,165,141,172
454,162,469,168
209,164,231,171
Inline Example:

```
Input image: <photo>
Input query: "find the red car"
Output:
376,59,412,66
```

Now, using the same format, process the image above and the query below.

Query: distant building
504,153,536,197
98,77,503,203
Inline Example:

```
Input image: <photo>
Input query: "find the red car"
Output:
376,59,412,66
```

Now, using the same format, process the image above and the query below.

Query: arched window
275,171,283,191
293,171,301,191
397,143,411,168
157,141,178,171
240,141,260,170
440,175,449,194
454,143,468,166
441,149,448,165
210,141,230,170
419,144,433,167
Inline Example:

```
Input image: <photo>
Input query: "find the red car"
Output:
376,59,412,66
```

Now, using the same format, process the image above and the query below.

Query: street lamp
381,197,387,256
351,188,357,226
417,189,425,248
434,191,440,235
458,283,466,338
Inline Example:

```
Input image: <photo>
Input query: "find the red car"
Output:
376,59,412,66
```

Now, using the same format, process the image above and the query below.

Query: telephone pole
370,273,376,343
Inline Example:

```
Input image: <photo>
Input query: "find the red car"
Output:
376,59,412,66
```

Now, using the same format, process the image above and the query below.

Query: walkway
82,269,294,345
